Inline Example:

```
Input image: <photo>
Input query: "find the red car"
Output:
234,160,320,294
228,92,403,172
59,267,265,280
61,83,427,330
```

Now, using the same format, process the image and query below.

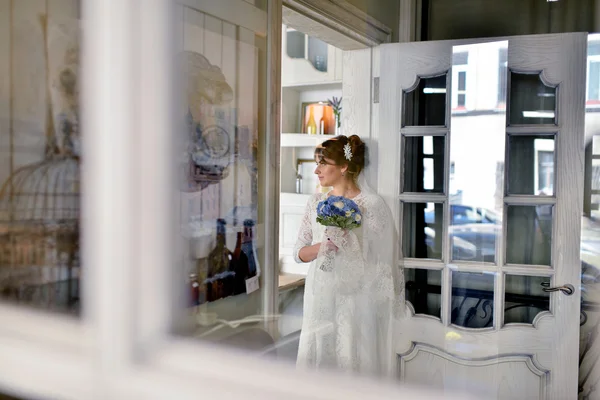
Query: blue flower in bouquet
316,196,362,230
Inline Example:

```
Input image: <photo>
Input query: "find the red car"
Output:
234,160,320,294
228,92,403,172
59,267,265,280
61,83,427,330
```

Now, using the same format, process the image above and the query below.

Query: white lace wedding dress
294,191,404,377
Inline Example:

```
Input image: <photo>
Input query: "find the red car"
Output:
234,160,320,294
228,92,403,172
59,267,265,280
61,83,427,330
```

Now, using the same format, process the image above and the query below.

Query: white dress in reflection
293,189,404,377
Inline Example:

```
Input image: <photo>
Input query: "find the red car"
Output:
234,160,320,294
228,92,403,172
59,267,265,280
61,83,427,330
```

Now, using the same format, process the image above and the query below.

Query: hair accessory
343,143,352,161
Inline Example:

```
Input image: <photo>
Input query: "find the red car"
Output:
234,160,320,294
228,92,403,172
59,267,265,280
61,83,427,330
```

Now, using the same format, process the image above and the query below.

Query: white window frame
0,0,472,398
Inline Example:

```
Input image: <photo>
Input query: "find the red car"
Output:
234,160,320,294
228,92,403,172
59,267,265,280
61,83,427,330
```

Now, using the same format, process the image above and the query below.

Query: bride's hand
324,226,348,249
299,241,336,263
322,238,339,253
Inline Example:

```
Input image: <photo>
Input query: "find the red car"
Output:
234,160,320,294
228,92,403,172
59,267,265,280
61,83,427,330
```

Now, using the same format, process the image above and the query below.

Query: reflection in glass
509,72,556,125
449,41,507,264
506,205,553,266
403,202,443,259
403,136,445,193
403,74,447,127
405,268,442,319
504,275,550,325
178,3,271,352
0,5,81,313
451,271,495,328
507,135,555,196
450,206,499,263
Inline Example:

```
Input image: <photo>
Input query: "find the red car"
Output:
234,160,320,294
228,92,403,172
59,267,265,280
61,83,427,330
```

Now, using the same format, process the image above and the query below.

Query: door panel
378,33,587,399
399,343,548,399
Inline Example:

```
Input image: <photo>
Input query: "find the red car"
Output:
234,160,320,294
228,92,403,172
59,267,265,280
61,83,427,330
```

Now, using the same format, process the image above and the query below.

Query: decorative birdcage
0,151,80,309
0,11,80,311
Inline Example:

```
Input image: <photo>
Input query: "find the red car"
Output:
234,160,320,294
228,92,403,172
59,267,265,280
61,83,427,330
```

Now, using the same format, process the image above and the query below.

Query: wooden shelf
278,274,305,291
281,133,333,147
282,81,342,91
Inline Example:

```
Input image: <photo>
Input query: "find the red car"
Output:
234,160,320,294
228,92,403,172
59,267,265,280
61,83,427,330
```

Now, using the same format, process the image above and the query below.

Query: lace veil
312,146,406,318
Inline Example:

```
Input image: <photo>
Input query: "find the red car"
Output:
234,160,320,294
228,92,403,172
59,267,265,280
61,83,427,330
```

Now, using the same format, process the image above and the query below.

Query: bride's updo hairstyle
315,135,366,179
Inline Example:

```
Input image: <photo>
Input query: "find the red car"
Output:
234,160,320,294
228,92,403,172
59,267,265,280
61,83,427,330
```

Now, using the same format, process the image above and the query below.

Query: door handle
540,282,575,295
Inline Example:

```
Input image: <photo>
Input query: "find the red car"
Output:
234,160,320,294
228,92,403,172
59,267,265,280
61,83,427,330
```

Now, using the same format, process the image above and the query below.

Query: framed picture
297,158,319,194
300,101,336,135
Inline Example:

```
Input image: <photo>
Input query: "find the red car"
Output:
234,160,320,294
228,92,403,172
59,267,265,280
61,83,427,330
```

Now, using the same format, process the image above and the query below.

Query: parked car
424,205,500,262
425,205,499,226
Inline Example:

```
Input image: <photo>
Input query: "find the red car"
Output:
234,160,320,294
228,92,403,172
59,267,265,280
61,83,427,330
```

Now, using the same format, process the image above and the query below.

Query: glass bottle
296,172,303,194
306,106,317,135
315,55,325,72
189,273,200,306
241,219,260,278
230,231,249,295
207,218,233,300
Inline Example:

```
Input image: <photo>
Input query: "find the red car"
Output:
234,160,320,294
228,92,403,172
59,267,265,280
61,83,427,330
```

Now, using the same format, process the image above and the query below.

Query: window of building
451,52,468,111
587,40,600,105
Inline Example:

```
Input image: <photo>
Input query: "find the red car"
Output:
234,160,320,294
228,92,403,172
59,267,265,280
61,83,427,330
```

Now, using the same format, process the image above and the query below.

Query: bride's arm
298,243,321,263
294,195,321,263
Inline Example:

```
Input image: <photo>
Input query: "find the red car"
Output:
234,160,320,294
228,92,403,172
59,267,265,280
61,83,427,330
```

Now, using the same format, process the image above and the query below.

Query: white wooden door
378,33,587,399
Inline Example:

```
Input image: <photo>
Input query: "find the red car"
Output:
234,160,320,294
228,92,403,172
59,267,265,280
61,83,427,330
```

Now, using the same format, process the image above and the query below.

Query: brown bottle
207,219,233,300
241,219,260,278
230,232,250,295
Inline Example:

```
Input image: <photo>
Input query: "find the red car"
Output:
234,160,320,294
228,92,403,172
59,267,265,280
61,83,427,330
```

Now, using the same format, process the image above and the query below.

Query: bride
294,134,404,377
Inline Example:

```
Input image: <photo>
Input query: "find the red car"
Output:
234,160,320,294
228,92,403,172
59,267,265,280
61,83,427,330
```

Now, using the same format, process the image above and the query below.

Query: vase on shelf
334,114,341,136
295,172,303,194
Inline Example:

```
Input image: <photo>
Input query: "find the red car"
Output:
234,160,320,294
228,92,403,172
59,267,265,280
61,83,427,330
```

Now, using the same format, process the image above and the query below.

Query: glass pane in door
509,72,557,125
504,274,550,325
507,135,555,196
403,75,447,127
405,268,442,319
403,202,443,259
505,205,553,266
449,41,507,264
403,136,445,193
451,271,495,328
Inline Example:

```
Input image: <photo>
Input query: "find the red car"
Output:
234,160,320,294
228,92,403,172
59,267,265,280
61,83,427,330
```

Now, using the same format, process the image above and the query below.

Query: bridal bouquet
315,196,363,279
316,196,362,230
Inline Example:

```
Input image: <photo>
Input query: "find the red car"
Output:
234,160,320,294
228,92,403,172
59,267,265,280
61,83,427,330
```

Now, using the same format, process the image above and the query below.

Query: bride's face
314,156,347,187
